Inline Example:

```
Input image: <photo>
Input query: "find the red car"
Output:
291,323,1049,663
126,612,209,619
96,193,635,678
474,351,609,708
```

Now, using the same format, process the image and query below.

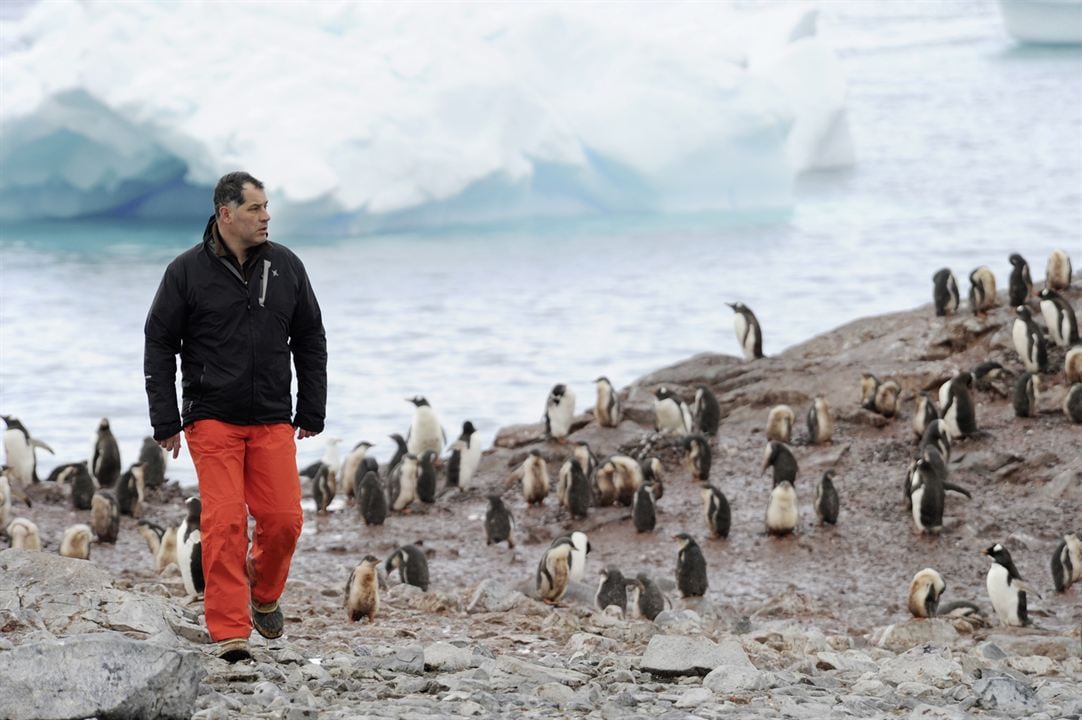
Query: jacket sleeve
144,260,187,440
289,256,328,433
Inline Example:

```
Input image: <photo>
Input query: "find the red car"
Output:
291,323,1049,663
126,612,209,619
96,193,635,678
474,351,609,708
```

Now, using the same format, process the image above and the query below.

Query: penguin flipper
1014,580,1043,600
31,439,55,454
943,482,972,499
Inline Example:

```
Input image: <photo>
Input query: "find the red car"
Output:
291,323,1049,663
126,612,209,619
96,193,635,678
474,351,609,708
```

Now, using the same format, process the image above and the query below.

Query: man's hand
158,433,182,459
296,428,320,440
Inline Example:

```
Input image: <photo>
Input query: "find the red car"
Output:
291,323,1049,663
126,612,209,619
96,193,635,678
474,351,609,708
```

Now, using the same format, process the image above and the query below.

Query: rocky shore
2,278,1080,719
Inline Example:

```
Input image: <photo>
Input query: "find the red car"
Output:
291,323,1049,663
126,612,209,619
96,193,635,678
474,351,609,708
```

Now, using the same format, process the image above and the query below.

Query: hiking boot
251,599,284,639
216,637,252,663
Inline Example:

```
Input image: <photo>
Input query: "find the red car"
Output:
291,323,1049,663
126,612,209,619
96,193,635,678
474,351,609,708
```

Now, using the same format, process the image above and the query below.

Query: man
144,171,327,662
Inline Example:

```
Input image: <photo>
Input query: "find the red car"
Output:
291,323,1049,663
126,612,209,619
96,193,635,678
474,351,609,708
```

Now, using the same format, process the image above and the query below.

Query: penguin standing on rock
345,556,382,622
357,470,388,526
536,536,575,604
68,461,97,511
766,405,795,443
598,455,643,506
683,434,711,483
406,397,445,457
653,387,691,435
939,373,977,439
508,449,549,505
446,421,481,489
631,573,668,621
0,469,30,530
932,269,960,317
595,566,628,616
632,482,657,533
908,568,945,618
91,418,121,488
59,524,92,560
177,497,205,596
1064,384,1082,424
594,377,621,427
860,374,900,417
692,385,721,436
6,517,41,551
912,393,939,441
1045,248,1073,290
762,443,798,536
968,266,997,315
1051,531,1082,592
388,453,419,513
640,457,664,500
386,544,429,591
985,543,1041,627
815,471,840,525
920,419,952,462
701,485,731,539
762,441,797,486
674,533,708,598
1037,289,1079,348
1013,372,1039,418
807,397,833,445
557,458,590,519
137,520,177,573
341,440,374,504
138,436,167,488
2,415,54,486
484,495,514,548
312,463,336,515
545,384,576,441
727,302,764,360
1008,253,1033,307
116,463,146,518
908,459,971,534
91,490,120,543
1013,306,1048,374
573,441,598,480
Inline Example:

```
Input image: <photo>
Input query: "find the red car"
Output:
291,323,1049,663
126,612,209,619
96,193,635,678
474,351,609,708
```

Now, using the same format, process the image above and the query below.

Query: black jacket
144,217,327,440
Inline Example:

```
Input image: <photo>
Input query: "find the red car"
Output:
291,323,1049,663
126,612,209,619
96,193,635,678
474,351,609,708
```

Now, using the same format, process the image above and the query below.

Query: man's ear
217,205,231,224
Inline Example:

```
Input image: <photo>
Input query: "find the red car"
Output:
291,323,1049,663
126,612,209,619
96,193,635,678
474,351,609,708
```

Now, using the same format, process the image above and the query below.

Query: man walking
144,171,327,662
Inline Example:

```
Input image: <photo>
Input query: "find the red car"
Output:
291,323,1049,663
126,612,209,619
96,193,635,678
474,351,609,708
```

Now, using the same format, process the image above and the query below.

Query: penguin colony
3,250,1078,647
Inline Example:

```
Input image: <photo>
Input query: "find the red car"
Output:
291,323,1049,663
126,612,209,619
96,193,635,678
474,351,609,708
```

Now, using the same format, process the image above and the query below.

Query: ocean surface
1,1,1080,482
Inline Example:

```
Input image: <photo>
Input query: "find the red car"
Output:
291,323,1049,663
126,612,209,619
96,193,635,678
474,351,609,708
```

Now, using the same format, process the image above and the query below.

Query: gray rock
252,681,283,707
641,635,754,677
975,641,1006,660
974,675,1041,715
536,682,575,705
879,645,963,688
875,620,959,652
495,656,590,687
0,632,203,720
703,665,770,694
984,634,1079,661
376,645,425,674
424,642,474,672
815,650,878,674
908,706,968,720
1005,655,1057,675
674,687,713,708
653,609,703,635
466,580,527,614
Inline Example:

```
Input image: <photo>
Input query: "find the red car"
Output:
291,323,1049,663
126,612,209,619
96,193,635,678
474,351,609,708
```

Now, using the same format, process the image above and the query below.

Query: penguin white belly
1039,301,1062,346
766,483,798,533
937,382,951,410
3,430,34,485
910,486,925,531
408,408,443,456
177,523,201,596
548,401,574,439
1012,320,1036,372
569,546,587,583
733,313,748,356
655,401,686,434
986,564,1021,626
941,401,962,440
459,442,482,488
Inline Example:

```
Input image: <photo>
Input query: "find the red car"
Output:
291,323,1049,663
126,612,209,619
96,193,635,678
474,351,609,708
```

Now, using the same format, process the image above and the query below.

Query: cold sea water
1,1,1080,483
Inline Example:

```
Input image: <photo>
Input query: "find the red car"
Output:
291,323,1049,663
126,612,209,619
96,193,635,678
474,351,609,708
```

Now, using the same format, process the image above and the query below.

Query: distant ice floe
997,0,1082,45
0,2,853,231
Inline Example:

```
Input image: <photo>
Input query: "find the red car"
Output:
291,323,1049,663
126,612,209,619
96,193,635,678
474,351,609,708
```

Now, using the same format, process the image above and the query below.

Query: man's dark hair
214,171,264,214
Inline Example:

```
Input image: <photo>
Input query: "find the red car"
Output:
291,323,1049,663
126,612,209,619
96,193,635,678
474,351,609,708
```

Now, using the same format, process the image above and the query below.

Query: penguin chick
766,481,798,536
545,384,576,441
701,485,731,539
345,556,382,622
90,417,121,488
1012,306,1048,374
874,380,901,418
766,405,794,443
606,455,644,506
674,533,708,598
968,266,997,315
68,461,97,511
446,420,481,489
806,397,833,445
137,520,177,572
1012,372,1039,418
1066,346,1082,384
632,483,657,533
341,440,374,504
116,462,146,518
386,544,429,592
573,441,598,480
595,566,628,616
6,517,41,551
1051,531,1082,593
1045,248,1072,291
59,523,92,560
177,497,204,596
815,471,840,525
417,450,438,503
932,268,960,317
406,396,446,457
859,373,880,411
389,453,419,512
682,433,711,484
653,387,692,435
761,441,797,486
357,471,387,526
985,543,1041,627
91,490,120,544
557,458,590,519
640,457,664,500
507,449,549,505
1038,288,1079,348
536,537,575,604
1064,384,1082,424
692,384,721,436
594,376,622,427
138,436,167,488
311,463,336,515
907,568,945,619
972,361,1011,398
632,573,668,621
484,495,515,548
912,393,938,442
1008,253,1033,307
727,302,764,360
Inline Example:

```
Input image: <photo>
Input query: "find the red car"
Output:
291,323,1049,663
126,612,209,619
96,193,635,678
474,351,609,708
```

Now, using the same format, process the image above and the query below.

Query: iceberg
0,1,853,231
997,0,1082,45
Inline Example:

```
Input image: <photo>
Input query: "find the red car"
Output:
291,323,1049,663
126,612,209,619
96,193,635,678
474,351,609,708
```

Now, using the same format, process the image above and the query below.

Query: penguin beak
760,458,770,475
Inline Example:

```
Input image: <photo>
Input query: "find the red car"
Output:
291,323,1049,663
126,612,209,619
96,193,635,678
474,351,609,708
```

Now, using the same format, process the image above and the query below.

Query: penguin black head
420,450,437,464
654,387,678,401
601,566,623,581
487,494,505,508
528,449,542,458
594,376,611,384
761,441,788,474
353,440,374,451
385,548,404,573
98,418,111,431
1,415,15,428
1037,288,1058,301
984,543,1011,564
407,396,430,407
972,361,1004,381
185,496,201,523
389,433,407,447
932,268,951,283
550,383,567,398
1009,253,1026,268
361,555,380,567
461,421,476,437
1015,306,1032,320
726,302,746,313
821,470,836,488
673,532,697,549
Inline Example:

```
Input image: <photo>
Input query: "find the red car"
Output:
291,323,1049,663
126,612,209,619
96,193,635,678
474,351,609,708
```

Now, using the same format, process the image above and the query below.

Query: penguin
90,418,121,488
972,361,1012,398
674,533,708,597
556,458,590,519
345,556,381,622
1012,306,1048,374
388,453,419,513
968,266,997,315
2,415,54,485
653,387,691,435
859,373,880,411
545,384,576,441
0,468,30,531
406,396,446,457
91,490,120,544
593,458,617,507
640,457,664,500
632,482,657,533
567,530,591,584
1008,253,1033,307
766,405,795,443
762,441,798,486
907,568,945,619
806,397,833,445
7,517,42,551
595,566,628,616
912,393,939,442
312,463,335,515
908,459,971,534
727,302,764,360
682,433,711,483
598,455,644,506
341,440,374,504
631,573,668,621
385,433,409,480
59,524,92,560
68,461,97,511
701,485,731,539
1066,346,1082,384
984,543,1041,627
115,463,146,518
815,470,840,525
594,376,621,427
573,441,598,480
137,519,178,573
937,601,990,628
507,449,549,505
417,450,438,503
692,384,721,436
1037,288,1079,348
1051,531,1082,592
860,374,900,417
443,421,479,489
1064,384,1082,424
1045,248,1072,291
177,497,205,596
932,268,960,317
536,536,575,604
357,470,388,526
920,418,952,462
939,373,977,439
386,544,429,592
765,480,798,536
905,444,952,513
138,436,168,488
1012,372,1039,418
484,495,515,548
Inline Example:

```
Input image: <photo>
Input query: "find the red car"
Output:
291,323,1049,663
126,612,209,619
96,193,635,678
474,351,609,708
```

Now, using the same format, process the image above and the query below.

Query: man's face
221,183,270,245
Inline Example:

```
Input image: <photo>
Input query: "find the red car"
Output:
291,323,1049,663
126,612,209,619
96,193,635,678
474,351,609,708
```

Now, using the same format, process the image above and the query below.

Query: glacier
0,1,853,232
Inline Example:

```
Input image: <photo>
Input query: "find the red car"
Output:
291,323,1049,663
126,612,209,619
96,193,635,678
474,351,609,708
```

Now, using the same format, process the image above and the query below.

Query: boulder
495,656,590,687
466,580,527,614
875,620,959,652
878,645,963,688
974,674,1041,715
641,634,753,677
424,642,474,672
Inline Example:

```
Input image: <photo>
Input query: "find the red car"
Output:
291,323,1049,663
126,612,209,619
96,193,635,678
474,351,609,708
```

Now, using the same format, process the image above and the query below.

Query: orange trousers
185,420,303,641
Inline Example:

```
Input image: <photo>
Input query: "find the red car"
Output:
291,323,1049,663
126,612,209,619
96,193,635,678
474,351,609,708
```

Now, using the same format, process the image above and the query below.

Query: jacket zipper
209,249,257,424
